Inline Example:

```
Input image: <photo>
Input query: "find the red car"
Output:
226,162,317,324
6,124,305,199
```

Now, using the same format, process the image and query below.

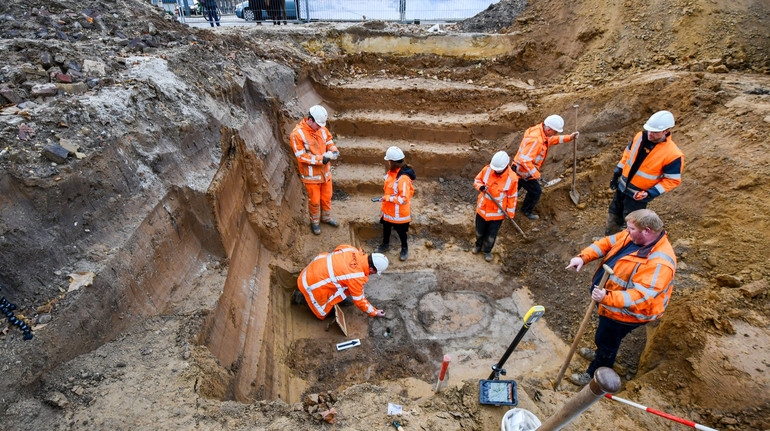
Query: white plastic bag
501,408,542,431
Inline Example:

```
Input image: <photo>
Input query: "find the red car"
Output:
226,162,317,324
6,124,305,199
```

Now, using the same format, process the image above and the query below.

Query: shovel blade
569,188,580,205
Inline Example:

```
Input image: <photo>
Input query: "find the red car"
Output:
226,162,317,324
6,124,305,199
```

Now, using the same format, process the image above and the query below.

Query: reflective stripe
609,273,628,288
653,184,666,194
609,234,617,245
616,161,624,169
620,290,633,307
558,135,565,144
634,169,661,180
648,251,676,267
589,244,604,257
301,173,322,180
663,173,681,179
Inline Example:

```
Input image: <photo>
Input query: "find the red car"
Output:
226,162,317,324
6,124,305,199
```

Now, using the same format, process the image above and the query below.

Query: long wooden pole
553,264,614,390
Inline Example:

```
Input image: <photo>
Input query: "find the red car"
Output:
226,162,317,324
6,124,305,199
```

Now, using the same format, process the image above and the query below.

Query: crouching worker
473,151,518,262
565,209,676,386
291,244,389,319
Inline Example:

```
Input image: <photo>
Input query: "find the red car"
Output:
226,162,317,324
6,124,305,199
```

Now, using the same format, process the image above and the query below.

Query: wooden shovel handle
553,264,614,390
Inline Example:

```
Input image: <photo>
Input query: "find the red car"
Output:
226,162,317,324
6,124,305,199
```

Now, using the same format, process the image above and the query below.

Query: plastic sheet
501,408,542,431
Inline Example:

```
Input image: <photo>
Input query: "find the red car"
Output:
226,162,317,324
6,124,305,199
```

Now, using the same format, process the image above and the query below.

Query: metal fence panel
296,0,499,22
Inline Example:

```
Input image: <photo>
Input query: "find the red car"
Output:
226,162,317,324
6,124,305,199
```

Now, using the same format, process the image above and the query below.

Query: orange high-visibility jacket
513,123,573,179
474,165,518,221
381,168,415,223
577,230,677,324
297,244,378,319
616,131,683,201
290,119,339,184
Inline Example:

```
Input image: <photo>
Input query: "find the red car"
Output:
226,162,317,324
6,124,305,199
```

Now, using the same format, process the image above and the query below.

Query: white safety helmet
384,146,405,161
543,115,564,133
489,151,510,172
643,110,675,132
371,253,389,275
308,105,328,127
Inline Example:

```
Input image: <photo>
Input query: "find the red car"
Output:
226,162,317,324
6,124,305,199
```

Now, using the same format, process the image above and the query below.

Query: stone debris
45,391,71,409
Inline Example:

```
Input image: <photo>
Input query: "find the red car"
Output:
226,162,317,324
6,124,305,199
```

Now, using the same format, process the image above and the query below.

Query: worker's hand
322,156,330,164
591,287,606,303
479,185,487,192
609,177,618,191
327,151,339,160
633,190,648,201
570,131,579,140
374,310,386,317
566,256,584,272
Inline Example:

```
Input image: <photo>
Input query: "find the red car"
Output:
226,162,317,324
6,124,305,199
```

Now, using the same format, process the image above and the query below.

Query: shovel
569,104,580,205
553,264,614,390
483,189,528,241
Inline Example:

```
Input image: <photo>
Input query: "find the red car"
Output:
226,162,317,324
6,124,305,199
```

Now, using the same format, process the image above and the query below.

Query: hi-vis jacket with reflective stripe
381,167,415,224
513,123,574,179
578,231,677,324
290,119,339,184
297,244,378,319
474,165,518,221
616,131,683,201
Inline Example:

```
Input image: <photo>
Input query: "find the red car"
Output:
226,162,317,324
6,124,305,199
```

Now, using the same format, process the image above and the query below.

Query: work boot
311,223,321,235
322,218,339,227
290,290,305,305
523,212,539,220
375,243,390,253
605,213,623,236
399,247,408,261
569,372,591,386
578,347,596,362
472,246,481,254
484,252,493,262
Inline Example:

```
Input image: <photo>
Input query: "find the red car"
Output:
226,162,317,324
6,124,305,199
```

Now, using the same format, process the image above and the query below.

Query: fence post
304,0,310,23
537,367,621,431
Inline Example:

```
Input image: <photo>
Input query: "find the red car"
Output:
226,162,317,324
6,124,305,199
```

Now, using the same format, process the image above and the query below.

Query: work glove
328,151,339,160
479,185,487,192
609,173,620,191
322,156,330,164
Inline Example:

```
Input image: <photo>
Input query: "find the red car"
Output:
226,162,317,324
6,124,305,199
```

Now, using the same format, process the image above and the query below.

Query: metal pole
537,367,621,431
304,0,310,23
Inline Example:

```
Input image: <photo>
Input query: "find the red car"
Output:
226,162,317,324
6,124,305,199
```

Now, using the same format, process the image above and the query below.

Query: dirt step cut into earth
1,0,770,430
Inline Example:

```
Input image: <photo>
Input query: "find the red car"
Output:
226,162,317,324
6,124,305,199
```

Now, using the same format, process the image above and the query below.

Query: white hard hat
543,115,564,133
489,151,510,171
643,110,675,132
371,253,389,275
384,146,405,161
308,105,328,127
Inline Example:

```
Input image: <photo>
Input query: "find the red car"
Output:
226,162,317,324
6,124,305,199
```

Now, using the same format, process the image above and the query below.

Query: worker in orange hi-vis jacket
473,151,518,263
291,244,389,320
290,105,340,235
513,115,579,220
565,209,676,386
374,146,416,262
606,110,684,235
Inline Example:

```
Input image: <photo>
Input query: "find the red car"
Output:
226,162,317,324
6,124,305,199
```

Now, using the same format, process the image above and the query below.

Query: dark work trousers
607,190,649,227
586,315,645,377
204,0,220,26
475,214,503,253
381,219,409,249
293,291,352,320
518,177,542,215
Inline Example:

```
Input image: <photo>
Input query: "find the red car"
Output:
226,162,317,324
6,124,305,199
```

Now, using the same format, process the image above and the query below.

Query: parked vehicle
235,0,298,21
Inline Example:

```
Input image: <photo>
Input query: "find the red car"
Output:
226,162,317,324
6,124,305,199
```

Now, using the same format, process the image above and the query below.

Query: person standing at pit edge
203,0,221,27
513,115,579,220
473,151,518,262
291,244,389,320
290,105,340,235
605,110,683,235
565,209,677,386
374,146,416,262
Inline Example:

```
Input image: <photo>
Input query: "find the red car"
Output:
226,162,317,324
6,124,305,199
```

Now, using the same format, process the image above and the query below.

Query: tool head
523,305,545,326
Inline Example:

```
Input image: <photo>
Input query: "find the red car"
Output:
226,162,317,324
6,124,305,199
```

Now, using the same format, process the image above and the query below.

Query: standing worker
375,146,416,261
513,115,579,220
291,244,389,320
565,209,676,386
203,0,221,27
473,151,518,262
605,110,683,235
290,105,340,235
